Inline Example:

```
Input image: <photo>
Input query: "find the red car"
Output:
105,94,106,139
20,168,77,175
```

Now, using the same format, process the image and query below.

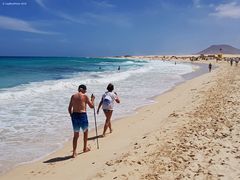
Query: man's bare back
68,88,94,115
70,92,89,113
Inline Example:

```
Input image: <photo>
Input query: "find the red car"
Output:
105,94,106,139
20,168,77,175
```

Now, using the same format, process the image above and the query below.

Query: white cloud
193,0,201,8
35,0,87,24
92,1,115,8
57,13,87,24
34,0,130,27
0,16,54,34
85,12,132,27
35,0,47,9
211,2,240,19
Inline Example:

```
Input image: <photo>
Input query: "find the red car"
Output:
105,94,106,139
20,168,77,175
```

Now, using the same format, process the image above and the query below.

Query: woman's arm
114,92,120,103
97,99,103,114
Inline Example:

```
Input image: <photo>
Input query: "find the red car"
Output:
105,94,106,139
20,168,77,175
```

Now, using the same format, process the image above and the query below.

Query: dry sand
1,60,239,180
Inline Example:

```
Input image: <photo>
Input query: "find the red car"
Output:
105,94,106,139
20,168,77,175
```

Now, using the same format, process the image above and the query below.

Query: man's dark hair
78,84,87,92
107,83,114,92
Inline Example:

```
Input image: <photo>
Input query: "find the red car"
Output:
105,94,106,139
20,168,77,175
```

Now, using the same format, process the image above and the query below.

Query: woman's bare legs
102,110,113,137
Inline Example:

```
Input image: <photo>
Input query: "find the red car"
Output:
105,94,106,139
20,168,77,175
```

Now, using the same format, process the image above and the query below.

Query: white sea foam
0,60,196,175
0,64,152,102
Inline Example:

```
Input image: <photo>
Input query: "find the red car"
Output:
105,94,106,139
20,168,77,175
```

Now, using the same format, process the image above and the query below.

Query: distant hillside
197,44,240,54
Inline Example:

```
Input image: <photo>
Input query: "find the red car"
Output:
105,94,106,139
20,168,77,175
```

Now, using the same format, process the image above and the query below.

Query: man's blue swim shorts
71,112,88,132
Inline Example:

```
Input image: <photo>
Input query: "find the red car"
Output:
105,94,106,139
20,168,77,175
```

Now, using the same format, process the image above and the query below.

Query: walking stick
92,94,99,149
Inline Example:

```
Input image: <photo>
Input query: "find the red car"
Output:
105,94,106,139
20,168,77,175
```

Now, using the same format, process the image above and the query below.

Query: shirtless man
68,84,95,157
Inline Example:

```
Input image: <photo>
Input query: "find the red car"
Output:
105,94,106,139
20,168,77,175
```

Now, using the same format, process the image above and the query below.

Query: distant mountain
197,44,240,54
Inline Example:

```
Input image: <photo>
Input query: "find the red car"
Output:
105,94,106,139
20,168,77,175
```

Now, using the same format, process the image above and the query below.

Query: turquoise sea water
0,56,197,175
0,57,142,89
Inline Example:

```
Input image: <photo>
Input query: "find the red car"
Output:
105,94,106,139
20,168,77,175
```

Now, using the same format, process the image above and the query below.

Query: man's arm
86,94,95,109
68,95,73,115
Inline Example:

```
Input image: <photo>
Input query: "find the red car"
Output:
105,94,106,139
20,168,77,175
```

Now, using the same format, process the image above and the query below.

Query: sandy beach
1,59,240,180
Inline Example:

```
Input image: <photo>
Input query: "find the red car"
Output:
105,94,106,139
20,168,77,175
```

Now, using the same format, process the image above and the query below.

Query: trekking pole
92,94,99,149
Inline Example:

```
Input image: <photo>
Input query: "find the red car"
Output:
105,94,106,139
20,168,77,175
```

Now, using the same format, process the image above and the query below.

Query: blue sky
0,0,240,56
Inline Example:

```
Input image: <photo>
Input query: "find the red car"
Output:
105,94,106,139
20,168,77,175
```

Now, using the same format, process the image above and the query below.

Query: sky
0,0,240,57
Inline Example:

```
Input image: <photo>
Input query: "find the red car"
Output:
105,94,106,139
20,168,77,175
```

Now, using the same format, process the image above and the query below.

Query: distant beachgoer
175,61,176,65
208,63,212,72
235,60,239,66
68,84,95,157
230,59,233,66
97,83,120,137
118,66,120,71
99,66,102,70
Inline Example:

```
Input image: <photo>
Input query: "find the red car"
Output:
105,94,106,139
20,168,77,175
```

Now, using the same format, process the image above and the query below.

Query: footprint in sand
105,161,114,166
134,145,141,150
111,169,117,173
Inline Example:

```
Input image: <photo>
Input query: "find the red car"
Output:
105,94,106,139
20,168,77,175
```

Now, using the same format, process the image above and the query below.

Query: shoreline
0,59,205,176
0,60,213,178
101,61,209,135
1,57,198,175
1,59,239,180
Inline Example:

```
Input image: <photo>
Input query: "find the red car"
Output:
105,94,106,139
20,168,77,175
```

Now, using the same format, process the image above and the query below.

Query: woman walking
97,83,120,137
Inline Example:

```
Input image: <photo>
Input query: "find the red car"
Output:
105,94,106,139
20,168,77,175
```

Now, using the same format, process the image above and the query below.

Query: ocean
0,56,198,174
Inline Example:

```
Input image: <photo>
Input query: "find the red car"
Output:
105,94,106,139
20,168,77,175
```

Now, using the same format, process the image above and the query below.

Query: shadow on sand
43,135,104,164
88,135,103,141
43,155,73,163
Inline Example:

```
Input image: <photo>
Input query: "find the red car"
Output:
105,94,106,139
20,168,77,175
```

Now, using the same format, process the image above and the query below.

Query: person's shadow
43,135,102,164
43,155,73,163
88,135,102,141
